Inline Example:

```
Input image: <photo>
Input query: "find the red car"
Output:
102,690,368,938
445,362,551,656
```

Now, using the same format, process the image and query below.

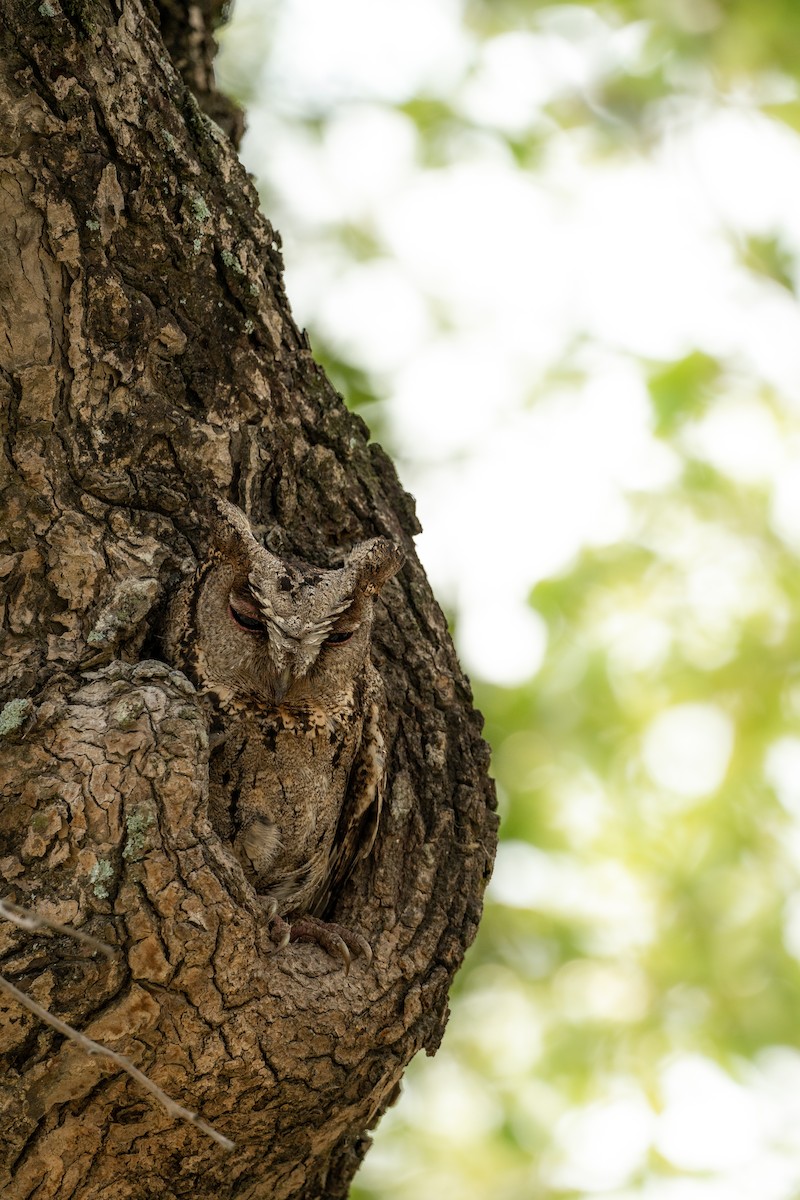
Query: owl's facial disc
224,570,366,709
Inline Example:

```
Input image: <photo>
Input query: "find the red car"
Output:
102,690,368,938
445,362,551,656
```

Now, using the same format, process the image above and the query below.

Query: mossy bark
0,2,497,1196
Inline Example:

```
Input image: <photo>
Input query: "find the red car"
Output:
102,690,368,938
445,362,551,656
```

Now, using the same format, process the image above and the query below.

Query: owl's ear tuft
347,538,404,597
207,499,262,564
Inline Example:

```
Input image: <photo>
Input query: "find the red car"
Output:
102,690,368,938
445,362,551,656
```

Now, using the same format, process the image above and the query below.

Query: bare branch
0,899,114,958
0,971,235,1152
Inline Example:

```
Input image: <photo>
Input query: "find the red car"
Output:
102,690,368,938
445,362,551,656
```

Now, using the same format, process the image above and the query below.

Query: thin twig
0,903,235,1151
0,898,114,957
0,973,234,1151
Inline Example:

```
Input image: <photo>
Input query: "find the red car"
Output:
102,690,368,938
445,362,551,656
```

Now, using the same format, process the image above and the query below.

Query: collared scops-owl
164,499,403,968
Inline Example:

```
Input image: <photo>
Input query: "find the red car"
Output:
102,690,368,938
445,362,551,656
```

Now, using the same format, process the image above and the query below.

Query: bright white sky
217,3,800,1195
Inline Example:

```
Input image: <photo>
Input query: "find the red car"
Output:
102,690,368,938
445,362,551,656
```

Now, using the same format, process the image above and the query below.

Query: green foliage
648,353,720,436
737,232,798,292
219,0,800,1193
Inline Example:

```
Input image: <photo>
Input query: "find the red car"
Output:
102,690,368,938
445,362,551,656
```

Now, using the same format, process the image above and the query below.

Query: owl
164,499,403,967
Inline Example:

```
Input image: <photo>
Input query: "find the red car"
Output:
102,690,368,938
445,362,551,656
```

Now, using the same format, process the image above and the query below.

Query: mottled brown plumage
164,499,402,966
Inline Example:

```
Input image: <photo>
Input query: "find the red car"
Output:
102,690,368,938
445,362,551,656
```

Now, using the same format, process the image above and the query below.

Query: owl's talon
353,934,372,966
329,935,352,974
287,915,371,972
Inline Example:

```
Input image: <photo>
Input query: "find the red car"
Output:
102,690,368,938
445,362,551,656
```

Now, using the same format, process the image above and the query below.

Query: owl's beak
272,668,293,705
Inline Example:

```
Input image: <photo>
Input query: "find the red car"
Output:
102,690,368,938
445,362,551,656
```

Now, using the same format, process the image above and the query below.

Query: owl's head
193,500,403,707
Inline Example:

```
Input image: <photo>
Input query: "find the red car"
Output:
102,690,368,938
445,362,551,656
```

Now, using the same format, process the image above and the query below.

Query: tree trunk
0,2,497,1197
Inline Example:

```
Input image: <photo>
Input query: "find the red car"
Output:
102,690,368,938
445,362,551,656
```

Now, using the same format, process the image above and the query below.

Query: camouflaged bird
164,499,403,968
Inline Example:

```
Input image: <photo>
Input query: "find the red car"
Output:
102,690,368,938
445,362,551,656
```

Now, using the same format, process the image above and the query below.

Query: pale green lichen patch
190,194,210,223
38,1,55,14
88,577,159,648
221,249,244,275
123,804,156,861
0,698,33,737
85,218,100,231
89,858,114,899
108,695,145,727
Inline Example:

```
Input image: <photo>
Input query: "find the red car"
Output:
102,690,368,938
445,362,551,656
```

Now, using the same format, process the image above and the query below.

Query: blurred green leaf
737,232,797,292
648,352,721,436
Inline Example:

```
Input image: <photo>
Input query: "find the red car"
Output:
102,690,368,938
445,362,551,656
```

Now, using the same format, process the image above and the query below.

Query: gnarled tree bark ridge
0,2,497,1196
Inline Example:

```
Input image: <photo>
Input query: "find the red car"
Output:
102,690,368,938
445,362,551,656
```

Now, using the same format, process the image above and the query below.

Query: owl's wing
310,666,388,918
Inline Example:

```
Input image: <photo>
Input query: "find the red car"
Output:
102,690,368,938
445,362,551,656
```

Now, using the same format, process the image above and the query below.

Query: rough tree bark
0,2,497,1197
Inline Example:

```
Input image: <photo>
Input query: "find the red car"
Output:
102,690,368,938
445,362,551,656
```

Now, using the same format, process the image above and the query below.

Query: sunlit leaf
648,353,720,437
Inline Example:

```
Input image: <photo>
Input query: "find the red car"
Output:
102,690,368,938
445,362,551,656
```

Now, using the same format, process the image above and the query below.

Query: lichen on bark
0,1,497,1196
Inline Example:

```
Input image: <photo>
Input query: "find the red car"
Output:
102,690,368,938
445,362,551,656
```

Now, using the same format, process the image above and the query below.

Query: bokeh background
216,2,800,1196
